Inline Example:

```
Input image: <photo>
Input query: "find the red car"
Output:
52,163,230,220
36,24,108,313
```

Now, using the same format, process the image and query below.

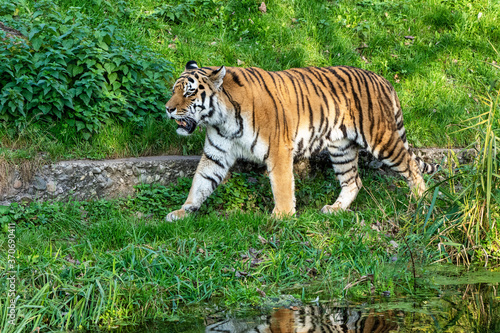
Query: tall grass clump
420,61,499,264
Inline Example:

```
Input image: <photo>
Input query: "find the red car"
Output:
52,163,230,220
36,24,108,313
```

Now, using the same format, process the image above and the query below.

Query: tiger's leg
165,152,234,222
321,139,362,213
370,133,426,197
267,147,296,218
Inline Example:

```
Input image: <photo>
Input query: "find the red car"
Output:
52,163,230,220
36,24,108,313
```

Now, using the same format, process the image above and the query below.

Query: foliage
420,88,500,264
0,167,429,331
0,154,499,331
0,0,173,140
0,0,498,160
148,0,222,24
129,173,273,217
409,56,500,264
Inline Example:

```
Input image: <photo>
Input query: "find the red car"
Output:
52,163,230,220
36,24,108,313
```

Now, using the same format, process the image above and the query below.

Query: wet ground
103,265,500,332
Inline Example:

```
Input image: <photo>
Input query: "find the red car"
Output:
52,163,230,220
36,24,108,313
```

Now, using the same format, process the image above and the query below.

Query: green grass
1,0,499,161
1,0,499,331
1,147,499,330
0,168,436,331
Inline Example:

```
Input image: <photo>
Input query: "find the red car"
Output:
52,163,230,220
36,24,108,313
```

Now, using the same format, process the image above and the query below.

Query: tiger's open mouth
174,117,197,134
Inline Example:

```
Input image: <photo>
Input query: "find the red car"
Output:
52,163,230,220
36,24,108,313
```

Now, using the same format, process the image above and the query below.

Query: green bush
0,0,173,139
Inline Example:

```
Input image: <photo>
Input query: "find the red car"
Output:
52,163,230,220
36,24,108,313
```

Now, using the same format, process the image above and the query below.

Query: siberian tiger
165,61,437,221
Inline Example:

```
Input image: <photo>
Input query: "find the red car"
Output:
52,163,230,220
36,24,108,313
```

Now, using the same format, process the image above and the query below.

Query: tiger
164,60,437,221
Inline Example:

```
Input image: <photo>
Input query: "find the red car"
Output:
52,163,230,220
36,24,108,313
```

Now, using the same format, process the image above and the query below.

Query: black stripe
222,88,244,138
388,147,406,168
377,135,398,160
201,174,218,190
306,96,314,131
330,151,348,157
282,71,301,137
213,125,227,139
213,172,224,182
275,72,291,138
207,135,226,153
204,152,225,169
340,175,357,186
339,140,357,151
230,71,244,87
318,104,325,133
250,128,260,154
263,135,271,161
397,118,404,130
340,123,347,137
400,131,407,144
334,166,357,176
297,138,304,153
362,72,376,142
350,68,371,148
330,156,356,165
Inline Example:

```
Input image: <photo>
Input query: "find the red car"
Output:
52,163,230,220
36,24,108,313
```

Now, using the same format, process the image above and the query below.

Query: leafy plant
0,0,173,140
148,0,221,23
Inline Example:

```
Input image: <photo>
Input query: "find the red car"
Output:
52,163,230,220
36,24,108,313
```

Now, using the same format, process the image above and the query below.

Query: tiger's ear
210,66,226,90
185,60,199,71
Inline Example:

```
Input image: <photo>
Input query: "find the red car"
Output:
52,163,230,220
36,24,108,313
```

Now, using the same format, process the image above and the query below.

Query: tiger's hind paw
321,204,342,214
410,180,426,198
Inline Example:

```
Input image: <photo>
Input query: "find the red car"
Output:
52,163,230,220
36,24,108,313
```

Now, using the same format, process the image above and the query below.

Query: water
107,265,500,332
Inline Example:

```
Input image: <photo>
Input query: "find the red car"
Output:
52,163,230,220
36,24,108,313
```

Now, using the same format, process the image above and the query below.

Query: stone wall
0,148,475,205
0,156,201,205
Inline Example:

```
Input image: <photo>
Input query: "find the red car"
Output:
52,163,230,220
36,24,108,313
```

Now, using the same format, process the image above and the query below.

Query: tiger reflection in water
205,305,400,333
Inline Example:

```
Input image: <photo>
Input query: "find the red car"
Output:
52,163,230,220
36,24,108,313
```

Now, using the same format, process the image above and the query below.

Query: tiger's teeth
175,120,181,125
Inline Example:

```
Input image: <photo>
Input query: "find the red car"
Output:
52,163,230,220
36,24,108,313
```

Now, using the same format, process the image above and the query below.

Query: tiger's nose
166,106,176,114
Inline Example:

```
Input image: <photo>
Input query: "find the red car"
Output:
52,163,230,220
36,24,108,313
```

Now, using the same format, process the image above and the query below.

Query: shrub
0,0,173,140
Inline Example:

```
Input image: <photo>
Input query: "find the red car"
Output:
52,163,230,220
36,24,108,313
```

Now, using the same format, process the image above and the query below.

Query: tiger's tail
391,89,440,175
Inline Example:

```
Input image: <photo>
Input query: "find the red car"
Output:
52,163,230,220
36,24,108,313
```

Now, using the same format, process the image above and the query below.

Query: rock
20,195,32,203
260,295,302,311
13,180,22,189
33,176,47,191
46,181,56,193
105,178,113,188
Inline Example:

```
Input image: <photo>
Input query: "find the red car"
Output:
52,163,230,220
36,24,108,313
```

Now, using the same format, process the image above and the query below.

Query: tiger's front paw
165,208,187,222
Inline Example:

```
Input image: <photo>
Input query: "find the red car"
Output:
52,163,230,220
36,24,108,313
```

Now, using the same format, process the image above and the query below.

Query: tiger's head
166,60,226,136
